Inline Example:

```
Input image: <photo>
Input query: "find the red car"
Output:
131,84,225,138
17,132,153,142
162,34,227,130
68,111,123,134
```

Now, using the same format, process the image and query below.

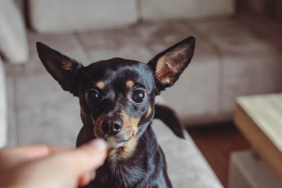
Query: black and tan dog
36,36,195,188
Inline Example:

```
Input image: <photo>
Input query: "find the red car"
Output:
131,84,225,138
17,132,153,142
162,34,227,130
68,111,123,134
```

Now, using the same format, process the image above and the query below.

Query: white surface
0,59,7,147
140,0,235,20
229,150,282,188
29,0,138,33
0,0,28,63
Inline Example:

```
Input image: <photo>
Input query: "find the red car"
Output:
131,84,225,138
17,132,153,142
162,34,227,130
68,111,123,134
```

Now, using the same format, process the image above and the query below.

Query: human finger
58,139,107,176
1,145,68,159
78,171,96,186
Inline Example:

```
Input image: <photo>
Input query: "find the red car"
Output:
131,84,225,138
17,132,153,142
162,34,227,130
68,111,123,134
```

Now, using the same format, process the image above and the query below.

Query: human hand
0,139,107,188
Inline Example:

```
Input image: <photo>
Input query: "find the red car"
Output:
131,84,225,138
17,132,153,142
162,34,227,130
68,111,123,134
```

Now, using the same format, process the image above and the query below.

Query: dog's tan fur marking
155,56,174,84
145,106,152,119
96,81,105,90
108,137,138,161
121,111,140,132
93,110,140,161
119,137,137,159
125,80,134,89
62,60,73,71
155,47,187,84
92,114,105,138
107,110,140,161
119,111,139,160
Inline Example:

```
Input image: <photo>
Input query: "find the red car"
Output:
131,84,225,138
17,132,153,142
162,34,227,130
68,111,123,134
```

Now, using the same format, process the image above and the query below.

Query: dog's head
37,37,195,159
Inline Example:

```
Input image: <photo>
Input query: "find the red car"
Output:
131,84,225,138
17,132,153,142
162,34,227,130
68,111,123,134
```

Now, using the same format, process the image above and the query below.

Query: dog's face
78,59,156,150
36,36,195,159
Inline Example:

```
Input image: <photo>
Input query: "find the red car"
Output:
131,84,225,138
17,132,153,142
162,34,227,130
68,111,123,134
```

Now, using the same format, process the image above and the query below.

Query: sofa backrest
140,0,235,21
26,0,236,33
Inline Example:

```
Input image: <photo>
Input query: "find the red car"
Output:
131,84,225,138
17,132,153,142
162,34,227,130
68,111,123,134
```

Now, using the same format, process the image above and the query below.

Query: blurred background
1,0,282,187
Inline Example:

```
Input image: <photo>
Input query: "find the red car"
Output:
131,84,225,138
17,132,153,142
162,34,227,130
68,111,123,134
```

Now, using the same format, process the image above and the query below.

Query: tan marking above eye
125,80,134,89
96,81,105,90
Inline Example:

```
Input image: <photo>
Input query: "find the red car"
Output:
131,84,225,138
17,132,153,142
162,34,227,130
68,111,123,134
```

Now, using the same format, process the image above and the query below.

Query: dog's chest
93,160,147,187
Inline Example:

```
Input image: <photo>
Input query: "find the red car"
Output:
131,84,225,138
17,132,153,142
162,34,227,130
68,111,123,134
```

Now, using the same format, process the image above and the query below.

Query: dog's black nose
101,117,123,135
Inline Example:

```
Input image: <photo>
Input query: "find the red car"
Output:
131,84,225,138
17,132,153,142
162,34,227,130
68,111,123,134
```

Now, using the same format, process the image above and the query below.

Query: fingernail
90,139,107,151
89,171,96,180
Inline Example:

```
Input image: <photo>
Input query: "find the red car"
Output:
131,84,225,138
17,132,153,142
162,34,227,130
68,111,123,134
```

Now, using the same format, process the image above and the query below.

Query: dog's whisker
139,136,146,146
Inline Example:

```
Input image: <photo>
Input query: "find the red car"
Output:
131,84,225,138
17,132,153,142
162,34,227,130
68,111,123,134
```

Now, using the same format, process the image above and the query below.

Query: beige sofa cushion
193,17,282,119
0,0,28,64
140,0,235,20
28,0,138,33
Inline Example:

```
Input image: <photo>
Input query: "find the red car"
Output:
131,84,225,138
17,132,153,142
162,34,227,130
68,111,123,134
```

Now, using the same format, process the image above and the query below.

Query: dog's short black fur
36,36,195,188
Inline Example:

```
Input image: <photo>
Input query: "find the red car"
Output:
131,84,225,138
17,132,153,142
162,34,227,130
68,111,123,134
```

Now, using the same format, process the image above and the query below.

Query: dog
36,36,195,188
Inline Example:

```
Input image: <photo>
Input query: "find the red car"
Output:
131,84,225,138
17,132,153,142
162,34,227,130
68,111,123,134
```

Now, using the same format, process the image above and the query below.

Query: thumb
17,139,107,188
61,139,107,176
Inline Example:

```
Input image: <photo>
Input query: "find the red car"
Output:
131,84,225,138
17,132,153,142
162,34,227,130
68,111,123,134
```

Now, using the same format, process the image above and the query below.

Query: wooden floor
186,122,250,187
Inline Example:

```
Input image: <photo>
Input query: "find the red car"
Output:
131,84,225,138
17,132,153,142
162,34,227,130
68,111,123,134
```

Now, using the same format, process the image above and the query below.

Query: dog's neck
90,125,160,187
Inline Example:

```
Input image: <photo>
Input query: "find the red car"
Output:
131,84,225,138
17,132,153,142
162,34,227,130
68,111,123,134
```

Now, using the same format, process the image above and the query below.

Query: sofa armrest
0,0,28,64
0,59,7,147
152,119,223,187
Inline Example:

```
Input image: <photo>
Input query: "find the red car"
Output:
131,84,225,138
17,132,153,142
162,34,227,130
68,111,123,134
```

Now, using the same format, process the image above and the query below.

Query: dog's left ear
36,42,82,96
148,36,195,91
154,104,185,139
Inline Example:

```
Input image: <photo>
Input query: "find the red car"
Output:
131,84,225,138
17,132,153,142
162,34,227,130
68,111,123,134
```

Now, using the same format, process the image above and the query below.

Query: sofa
26,0,282,125
1,0,282,127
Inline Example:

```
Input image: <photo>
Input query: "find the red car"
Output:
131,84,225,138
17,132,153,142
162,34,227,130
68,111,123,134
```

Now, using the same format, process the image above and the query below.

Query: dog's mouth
93,125,135,149
105,134,138,161
93,127,138,160
106,136,131,148
94,131,133,149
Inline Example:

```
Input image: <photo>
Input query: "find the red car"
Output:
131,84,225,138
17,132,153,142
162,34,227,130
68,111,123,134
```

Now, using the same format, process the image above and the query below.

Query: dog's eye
130,88,147,104
85,89,101,104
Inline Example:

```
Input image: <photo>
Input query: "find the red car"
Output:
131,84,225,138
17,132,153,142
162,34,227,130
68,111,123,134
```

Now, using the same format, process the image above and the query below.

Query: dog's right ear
36,42,82,96
148,36,195,92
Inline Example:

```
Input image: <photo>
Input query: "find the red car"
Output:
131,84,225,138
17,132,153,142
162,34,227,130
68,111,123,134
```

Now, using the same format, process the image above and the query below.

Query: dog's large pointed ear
148,36,195,91
36,42,83,96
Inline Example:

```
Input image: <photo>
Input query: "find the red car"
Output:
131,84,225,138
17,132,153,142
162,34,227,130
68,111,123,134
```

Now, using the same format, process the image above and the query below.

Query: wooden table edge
234,103,282,180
